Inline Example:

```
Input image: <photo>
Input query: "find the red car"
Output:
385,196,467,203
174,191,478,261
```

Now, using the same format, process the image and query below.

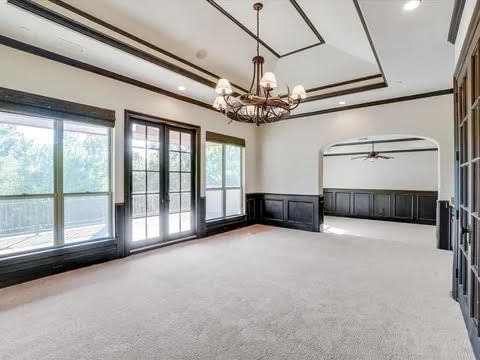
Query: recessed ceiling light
403,0,421,11
339,100,346,105
177,85,187,91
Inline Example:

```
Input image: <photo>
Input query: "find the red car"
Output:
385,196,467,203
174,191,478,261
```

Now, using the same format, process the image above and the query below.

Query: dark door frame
124,110,201,254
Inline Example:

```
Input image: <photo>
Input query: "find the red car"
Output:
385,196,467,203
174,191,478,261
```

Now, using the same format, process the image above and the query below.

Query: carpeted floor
0,217,474,359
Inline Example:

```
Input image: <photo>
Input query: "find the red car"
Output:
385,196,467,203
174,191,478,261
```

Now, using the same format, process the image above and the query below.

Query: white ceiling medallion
212,2,307,125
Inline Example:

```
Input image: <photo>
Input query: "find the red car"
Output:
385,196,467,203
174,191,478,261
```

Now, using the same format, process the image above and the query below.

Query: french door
453,32,480,328
125,113,197,251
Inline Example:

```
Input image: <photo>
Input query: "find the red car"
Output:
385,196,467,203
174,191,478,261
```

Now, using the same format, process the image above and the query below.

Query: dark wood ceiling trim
205,0,325,58
324,148,438,157
331,137,426,147
353,0,387,85
448,0,467,44
7,0,246,94
280,74,383,98
306,74,383,93
45,0,247,93
288,0,325,43
289,89,453,119
11,0,391,105
0,35,212,111
303,82,387,103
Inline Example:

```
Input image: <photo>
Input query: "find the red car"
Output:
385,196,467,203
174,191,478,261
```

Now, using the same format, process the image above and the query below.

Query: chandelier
212,2,307,125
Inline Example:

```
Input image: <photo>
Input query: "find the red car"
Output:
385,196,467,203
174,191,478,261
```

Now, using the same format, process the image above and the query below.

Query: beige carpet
0,217,474,359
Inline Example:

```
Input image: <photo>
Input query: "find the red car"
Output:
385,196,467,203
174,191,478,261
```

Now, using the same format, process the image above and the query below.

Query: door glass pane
147,216,160,239
64,195,110,244
147,172,159,193
170,193,180,213
132,217,146,242
169,131,180,151
225,145,241,188
169,172,180,192
147,149,160,171
132,124,146,148
206,189,223,220
147,127,159,149
133,148,146,170
0,197,54,256
181,173,191,191
181,132,191,152
0,114,54,195
226,189,242,217
181,153,191,171
132,172,146,194
132,195,146,218
181,212,191,232
169,151,180,171
169,213,180,234
181,192,191,212
147,194,160,216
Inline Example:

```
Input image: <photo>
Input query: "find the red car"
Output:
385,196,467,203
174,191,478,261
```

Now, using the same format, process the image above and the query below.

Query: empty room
0,0,479,359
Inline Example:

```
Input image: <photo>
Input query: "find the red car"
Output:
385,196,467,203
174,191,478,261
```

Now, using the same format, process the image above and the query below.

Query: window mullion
54,120,64,247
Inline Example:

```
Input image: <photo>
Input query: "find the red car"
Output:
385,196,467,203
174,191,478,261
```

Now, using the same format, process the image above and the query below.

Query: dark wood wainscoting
324,188,438,225
246,193,324,232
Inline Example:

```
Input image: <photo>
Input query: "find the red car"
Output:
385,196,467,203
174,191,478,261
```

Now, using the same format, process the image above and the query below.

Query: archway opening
320,135,439,233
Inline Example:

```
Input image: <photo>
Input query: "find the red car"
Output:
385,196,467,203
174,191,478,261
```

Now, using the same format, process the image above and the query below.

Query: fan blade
377,155,393,159
351,156,367,160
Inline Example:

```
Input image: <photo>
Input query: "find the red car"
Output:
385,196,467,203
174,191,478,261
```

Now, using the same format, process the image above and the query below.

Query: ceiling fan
351,142,394,161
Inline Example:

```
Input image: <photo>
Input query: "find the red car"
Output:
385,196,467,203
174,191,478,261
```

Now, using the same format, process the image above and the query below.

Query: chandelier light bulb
291,85,307,100
260,72,278,90
212,96,227,110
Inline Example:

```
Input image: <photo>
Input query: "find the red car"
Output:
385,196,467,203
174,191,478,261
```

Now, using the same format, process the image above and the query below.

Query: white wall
455,0,477,65
0,45,258,202
323,151,438,191
257,95,454,200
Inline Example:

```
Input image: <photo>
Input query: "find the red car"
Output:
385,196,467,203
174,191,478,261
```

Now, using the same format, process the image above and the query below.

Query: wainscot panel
324,188,437,225
246,193,324,232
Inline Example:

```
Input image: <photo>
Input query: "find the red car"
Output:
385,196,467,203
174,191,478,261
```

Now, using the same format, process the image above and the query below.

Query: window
205,133,244,221
0,112,112,256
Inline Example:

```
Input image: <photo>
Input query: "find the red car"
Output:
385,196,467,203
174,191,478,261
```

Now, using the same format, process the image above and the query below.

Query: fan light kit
212,2,307,125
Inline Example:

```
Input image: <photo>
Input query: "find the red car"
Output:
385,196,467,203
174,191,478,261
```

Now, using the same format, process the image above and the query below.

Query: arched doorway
320,135,439,230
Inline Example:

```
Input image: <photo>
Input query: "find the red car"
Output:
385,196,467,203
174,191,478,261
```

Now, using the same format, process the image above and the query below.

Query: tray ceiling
0,0,454,118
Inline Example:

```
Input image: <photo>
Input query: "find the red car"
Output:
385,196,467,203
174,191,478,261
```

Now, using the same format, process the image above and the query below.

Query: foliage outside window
0,112,112,256
206,140,244,221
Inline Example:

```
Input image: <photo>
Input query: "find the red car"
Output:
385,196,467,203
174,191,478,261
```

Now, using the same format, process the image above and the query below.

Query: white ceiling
0,0,455,116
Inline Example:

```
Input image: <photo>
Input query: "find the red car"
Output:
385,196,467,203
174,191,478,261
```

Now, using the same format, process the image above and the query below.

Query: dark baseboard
205,216,249,236
0,239,118,288
324,188,438,225
246,193,324,232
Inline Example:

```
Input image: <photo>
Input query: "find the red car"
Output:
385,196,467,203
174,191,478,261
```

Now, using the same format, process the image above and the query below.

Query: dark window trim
206,131,246,147
0,87,115,127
